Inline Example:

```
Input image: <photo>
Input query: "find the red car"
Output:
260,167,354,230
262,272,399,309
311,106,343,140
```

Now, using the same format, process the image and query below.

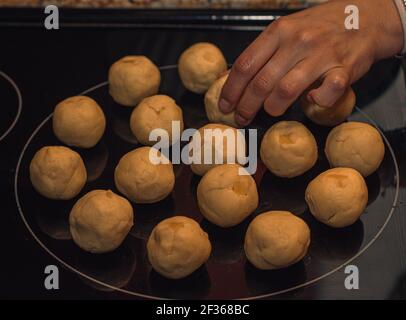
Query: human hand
219,0,404,126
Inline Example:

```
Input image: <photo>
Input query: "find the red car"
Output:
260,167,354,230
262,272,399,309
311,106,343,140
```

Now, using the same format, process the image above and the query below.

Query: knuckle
272,17,291,34
297,30,317,46
233,56,253,76
289,69,306,85
328,74,349,92
275,81,297,100
251,75,272,95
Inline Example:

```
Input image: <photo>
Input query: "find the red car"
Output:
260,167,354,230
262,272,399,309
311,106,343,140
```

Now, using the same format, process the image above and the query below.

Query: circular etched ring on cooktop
0,70,22,141
15,65,400,299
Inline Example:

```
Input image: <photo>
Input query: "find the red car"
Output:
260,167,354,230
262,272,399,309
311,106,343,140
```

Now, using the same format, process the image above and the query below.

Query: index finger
219,20,281,113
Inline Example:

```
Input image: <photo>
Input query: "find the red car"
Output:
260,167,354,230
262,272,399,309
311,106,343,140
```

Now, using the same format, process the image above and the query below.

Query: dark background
0,8,405,300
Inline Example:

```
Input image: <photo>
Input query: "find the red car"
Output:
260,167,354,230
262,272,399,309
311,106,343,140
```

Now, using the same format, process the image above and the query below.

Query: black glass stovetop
1,9,406,300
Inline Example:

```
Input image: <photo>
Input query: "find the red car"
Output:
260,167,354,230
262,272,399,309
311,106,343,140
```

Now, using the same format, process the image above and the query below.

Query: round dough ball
114,146,175,203
244,211,310,270
147,216,211,279
204,74,237,127
197,164,258,227
190,123,246,176
30,146,87,200
260,121,318,178
69,190,134,253
178,42,227,94
325,121,385,177
130,94,184,146
52,96,106,148
300,86,356,126
108,55,161,107
305,167,368,228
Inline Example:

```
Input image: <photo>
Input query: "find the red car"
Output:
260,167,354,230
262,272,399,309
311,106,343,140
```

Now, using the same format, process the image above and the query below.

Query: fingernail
219,98,231,113
235,113,249,126
307,92,316,104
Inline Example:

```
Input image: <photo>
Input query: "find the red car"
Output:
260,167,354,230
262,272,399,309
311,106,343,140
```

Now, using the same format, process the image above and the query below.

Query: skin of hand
219,0,404,126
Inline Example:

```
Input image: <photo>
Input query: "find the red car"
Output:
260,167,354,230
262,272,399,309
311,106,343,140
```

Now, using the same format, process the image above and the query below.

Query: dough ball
305,167,368,228
190,123,246,176
260,121,318,178
204,74,237,127
130,94,184,146
53,96,106,148
108,55,161,107
244,211,310,270
30,146,87,200
300,86,356,126
325,121,385,177
114,146,175,203
147,216,211,279
197,164,258,227
69,190,134,253
178,42,227,94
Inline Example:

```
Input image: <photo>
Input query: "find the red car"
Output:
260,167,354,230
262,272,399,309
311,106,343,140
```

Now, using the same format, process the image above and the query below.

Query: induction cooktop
1,8,406,300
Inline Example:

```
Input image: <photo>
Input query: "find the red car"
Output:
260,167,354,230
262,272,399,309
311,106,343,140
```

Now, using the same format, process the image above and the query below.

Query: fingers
307,68,350,107
218,69,230,79
232,49,298,126
219,23,280,113
263,59,323,116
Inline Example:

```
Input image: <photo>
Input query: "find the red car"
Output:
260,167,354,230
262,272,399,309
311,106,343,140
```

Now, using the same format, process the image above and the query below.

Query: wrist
373,0,404,59
392,0,406,56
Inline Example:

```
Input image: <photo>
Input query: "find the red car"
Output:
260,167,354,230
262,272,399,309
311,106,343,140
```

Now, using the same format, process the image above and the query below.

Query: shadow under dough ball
244,211,310,270
300,86,356,127
52,95,106,148
305,167,368,228
178,42,227,94
197,164,258,228
147,216,212,279
325,121,385,177
130,94,184,146
260,121,318,178
114,146,175,203
29,146,87,200
108,55,161,107
69,189,134,253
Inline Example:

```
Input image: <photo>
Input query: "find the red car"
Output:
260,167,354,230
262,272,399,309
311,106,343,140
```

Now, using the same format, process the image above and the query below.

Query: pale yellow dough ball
114,146,175,203
197,164,258,228
53,96,106,148
300,86,356,126
178,42,227,94
204,74,237,127
244,211,310,270
130,95,184,146
69,190,134,253
305,167,368,228
260,121,318,178
147,216,211,279
190,123,246,176
108,55,161,107
325,121,385,177
30,146,87,200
